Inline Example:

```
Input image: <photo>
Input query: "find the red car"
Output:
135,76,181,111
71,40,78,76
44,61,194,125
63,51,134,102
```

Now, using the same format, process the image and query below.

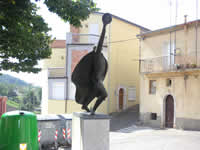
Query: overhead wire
108,37,138,44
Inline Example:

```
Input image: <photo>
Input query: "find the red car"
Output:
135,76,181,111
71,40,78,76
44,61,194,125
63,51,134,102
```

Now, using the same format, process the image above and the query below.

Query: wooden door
165,95,174,128
119,88,124,110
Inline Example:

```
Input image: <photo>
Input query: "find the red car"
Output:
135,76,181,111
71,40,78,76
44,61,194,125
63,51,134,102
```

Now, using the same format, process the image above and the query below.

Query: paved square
110,126,200,150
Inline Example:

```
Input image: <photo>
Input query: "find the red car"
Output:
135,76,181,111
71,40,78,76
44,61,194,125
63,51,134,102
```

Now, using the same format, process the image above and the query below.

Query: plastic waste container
0,111,38,150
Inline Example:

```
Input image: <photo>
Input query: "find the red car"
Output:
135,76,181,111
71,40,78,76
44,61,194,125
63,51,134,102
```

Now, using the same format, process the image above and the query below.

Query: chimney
184,15,188,24
70,25,80,43
70,25,80,34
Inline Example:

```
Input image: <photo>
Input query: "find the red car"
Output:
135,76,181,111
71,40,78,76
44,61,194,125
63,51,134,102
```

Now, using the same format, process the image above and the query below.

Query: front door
119,88,124,110
165,95,174,128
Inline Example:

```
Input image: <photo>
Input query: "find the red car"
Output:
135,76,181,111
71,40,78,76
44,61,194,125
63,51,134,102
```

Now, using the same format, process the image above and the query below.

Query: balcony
140,51,200,74
48,67,66,78
66,33,107,46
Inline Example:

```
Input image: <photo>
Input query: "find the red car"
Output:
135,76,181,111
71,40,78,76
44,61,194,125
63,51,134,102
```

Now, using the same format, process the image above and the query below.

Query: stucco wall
140,74,200,130
141,24,200,59
48,100,66,114
63,98,108,114
79,13,110,40
43,48,66,69
46,13,143,114
140,22,200,130
109,17,141,113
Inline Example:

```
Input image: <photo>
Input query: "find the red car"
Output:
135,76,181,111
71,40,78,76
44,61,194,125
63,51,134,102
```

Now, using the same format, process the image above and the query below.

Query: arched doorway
119,88,124,110
165,95,174,128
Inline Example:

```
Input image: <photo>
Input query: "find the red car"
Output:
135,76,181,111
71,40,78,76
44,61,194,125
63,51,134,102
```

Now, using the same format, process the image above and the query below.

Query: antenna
196,0,199,20
175,0,178,25
169,0,172,26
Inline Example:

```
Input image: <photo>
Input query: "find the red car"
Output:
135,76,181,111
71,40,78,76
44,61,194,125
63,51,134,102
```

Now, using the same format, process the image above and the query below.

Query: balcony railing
48,67,66,78
140,51,200,73
66,33,107,46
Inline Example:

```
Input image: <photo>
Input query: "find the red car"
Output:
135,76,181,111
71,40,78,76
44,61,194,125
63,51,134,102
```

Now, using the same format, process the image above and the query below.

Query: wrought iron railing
140,51,200,73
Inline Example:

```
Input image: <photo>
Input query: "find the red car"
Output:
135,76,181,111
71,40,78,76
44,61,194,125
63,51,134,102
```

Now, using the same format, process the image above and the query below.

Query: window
52,82,65,100
149,80,156,94
151,113,157,120
89,24,99,43
128,86,136,101
166,79,172,87
48,80,66,100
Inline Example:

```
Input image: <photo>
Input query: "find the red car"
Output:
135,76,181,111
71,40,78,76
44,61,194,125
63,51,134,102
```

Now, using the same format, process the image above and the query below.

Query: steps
110,105,139,131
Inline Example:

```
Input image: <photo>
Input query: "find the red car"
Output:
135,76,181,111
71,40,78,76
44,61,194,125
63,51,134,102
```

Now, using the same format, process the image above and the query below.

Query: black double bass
72,13,112,115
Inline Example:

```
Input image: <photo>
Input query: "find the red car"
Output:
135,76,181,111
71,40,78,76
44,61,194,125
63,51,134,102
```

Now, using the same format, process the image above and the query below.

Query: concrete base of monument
72,112,111,150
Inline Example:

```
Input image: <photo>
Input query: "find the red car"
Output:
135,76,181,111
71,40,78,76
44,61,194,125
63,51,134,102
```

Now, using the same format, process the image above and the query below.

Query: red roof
51,40,66,48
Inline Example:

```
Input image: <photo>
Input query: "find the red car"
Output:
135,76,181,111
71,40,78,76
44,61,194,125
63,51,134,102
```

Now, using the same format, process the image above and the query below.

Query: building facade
42,12,149,115
138,20,200,130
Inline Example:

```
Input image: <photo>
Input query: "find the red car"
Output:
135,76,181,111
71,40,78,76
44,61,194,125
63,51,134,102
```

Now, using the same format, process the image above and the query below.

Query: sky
37,0,200,40
2,0,200,86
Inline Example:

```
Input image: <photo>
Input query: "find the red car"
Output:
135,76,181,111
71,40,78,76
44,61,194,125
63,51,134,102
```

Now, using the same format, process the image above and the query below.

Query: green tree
8,88,18,101
0,83,8,96
34,87,42,105
0,0,98,73
22,88,40,111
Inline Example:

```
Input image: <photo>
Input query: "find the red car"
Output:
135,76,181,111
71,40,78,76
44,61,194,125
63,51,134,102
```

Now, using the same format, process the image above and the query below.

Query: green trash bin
0,111,39,150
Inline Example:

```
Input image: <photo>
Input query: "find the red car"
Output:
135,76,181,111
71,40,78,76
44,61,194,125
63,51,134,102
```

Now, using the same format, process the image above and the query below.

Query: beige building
42,12,149,115
138,19,200,130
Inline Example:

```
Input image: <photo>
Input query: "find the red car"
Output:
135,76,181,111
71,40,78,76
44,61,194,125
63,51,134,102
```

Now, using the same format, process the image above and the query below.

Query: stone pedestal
72,112,111,150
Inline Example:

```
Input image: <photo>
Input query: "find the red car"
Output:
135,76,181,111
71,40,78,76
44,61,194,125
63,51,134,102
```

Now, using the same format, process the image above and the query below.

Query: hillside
0,74,41,113
0,74,30,87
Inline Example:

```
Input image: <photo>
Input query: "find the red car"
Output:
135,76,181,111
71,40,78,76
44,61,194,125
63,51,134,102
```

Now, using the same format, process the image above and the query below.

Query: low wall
140,112,200,130
140,112,161,128
37,114,72,149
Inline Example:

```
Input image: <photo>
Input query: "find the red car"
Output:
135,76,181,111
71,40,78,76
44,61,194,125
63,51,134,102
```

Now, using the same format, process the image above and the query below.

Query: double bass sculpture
71,13,112,115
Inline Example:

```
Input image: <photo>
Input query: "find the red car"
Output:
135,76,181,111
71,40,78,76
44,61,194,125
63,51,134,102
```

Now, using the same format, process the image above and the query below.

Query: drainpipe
195,21,198,65
195,0,198,65
138,32,142,73
183,14,189,123
170,31,172,70
107,23,111,114
138,31,142,118
184,15,188,66
195,1,198,65
65,31,71,114
65,39,68,114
